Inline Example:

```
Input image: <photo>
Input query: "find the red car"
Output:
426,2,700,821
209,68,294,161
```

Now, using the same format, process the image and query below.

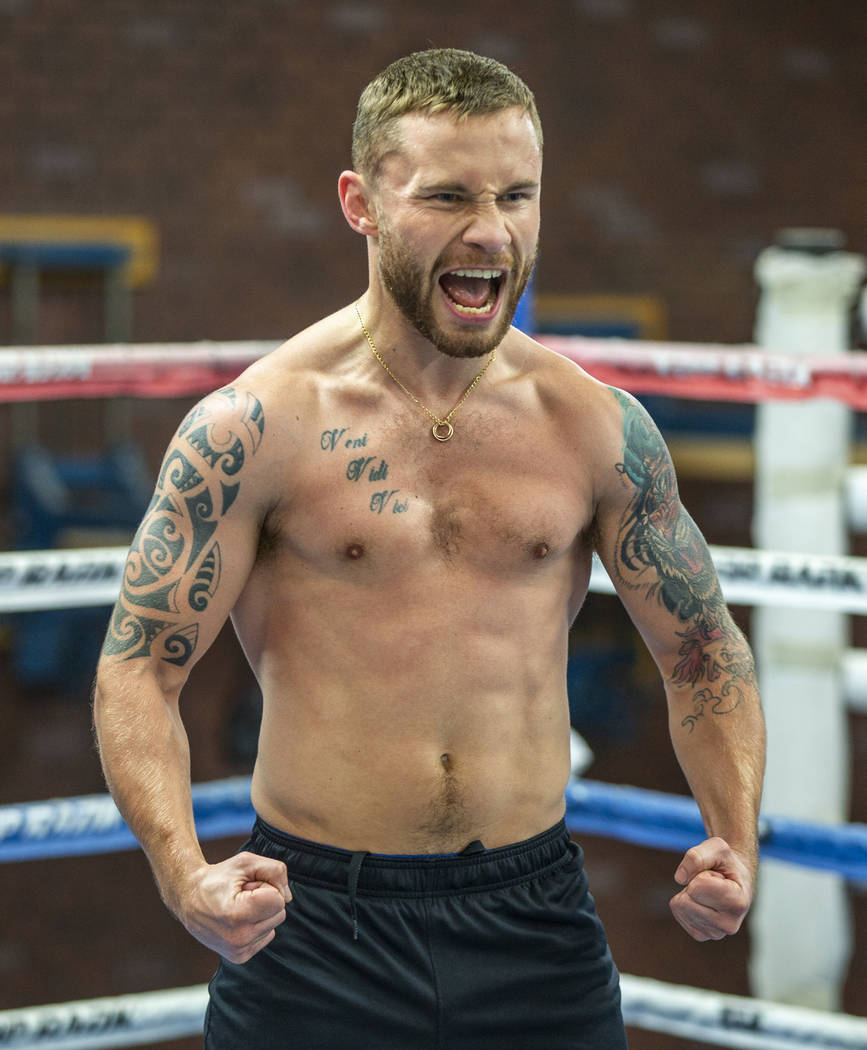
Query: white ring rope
618,975,867,1050
589,547,867,615
0,546,125,613
0,984,207,1050
2,976,866,1050
4,544,867,615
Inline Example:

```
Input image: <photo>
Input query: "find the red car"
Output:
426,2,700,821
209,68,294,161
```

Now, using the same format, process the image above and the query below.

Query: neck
354,292,497,399
353,300,498,442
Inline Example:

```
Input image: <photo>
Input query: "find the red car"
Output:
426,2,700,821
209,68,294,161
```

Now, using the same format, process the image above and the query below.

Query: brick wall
0,0,864,346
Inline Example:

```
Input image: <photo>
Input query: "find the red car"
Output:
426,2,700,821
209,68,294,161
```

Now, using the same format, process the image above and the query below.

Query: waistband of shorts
250,816,575,898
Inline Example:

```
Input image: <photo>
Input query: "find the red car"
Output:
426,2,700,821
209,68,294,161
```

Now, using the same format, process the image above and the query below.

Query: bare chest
268,408,593,575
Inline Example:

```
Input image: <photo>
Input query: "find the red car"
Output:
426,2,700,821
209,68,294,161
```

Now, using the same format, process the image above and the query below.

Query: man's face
370,107,542,359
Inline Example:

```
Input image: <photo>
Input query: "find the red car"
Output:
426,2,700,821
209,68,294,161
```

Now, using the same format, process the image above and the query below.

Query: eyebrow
416,181,540,196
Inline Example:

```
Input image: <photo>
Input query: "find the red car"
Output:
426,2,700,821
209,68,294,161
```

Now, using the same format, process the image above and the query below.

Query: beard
377,226,537,360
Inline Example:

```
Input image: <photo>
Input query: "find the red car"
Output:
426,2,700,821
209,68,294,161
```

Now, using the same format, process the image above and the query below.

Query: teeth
451,301,496,315
450,269,502,279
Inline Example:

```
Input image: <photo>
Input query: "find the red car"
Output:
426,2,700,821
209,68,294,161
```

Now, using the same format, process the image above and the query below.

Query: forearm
93,662,205,916
667,671,766,871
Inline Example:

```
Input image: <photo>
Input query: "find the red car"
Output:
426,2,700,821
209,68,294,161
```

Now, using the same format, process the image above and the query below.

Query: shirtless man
93,49,765,1049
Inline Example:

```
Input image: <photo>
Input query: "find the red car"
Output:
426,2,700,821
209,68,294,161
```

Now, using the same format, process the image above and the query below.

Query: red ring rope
2,337,867,406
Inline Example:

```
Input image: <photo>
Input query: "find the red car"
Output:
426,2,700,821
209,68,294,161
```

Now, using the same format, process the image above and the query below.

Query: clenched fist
176,852,292,963
670,837,755,942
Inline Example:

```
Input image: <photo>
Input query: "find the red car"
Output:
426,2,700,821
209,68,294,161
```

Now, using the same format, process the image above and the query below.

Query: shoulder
236,306,368,408
527,333,665,447
232,310,355,403
152,315,344,507
587,380,679,527
184,308,360,454
506,329,630,440
507,332,677,506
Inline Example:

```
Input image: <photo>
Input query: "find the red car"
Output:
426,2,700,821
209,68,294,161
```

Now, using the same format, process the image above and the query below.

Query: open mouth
438,268,505,318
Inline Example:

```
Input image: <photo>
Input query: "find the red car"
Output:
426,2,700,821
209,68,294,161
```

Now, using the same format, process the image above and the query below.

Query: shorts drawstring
347,850,369,941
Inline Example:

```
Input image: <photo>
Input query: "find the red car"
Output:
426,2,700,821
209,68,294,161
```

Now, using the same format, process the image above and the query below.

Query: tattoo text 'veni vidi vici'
103,386,265,666
320,425,409,516
609,389,755,732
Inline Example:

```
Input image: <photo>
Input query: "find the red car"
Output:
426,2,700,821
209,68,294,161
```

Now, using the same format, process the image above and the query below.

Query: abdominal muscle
241,577,574,854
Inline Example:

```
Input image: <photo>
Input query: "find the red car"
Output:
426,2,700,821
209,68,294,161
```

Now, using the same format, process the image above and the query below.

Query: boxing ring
2,329,867,1049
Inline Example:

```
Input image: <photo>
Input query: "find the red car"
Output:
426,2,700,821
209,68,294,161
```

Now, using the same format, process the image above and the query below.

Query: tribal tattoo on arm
102,386,265,667
609,388,756,733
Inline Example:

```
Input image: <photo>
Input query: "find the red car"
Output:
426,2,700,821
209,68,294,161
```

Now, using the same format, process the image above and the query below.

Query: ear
338,170,378,236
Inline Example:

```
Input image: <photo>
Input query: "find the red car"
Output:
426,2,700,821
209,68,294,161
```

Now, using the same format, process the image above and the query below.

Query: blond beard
376,226,536,359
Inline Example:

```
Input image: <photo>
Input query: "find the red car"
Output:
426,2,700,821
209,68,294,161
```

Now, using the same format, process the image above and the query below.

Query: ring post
750,230,866,1008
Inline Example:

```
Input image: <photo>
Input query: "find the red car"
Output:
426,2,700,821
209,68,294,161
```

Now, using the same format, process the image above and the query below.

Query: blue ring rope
0,776,865,879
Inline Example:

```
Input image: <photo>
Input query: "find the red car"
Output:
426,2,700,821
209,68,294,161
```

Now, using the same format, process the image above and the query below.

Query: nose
461,202,511,255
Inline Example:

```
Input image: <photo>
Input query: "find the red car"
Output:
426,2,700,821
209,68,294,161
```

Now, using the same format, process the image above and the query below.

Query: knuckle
225,924,254,949
722,913,744,935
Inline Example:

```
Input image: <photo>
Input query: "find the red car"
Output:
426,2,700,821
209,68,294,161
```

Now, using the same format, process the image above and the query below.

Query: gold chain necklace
354,303,496,442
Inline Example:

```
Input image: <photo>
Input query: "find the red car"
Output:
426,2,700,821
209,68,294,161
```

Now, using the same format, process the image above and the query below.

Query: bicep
99,385,267,688
594,388,748,681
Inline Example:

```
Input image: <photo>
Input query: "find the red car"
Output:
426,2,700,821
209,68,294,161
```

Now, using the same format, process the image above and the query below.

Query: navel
440,752,452,772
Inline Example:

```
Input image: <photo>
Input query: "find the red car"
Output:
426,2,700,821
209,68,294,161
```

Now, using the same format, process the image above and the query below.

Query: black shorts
204,818,627,1050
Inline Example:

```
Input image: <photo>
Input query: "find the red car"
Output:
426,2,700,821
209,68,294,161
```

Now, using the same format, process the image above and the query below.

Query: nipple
533,542,550,560
346,543,365,560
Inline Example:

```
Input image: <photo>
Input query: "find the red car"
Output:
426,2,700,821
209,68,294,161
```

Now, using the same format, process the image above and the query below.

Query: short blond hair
352,48,543,179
